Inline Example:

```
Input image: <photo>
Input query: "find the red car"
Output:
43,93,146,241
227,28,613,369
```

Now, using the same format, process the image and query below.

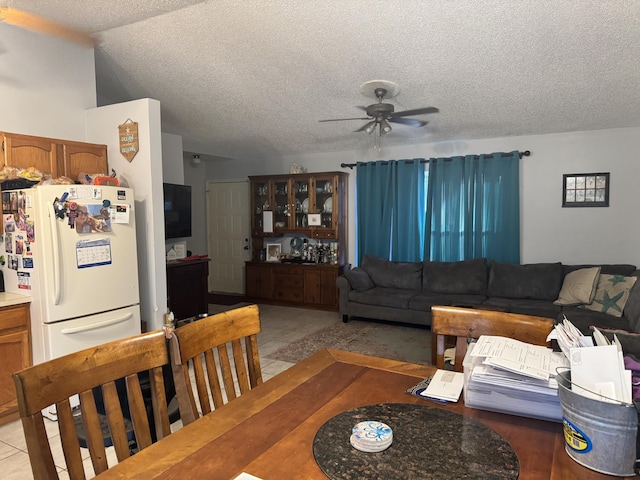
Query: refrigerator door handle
60,312,134,334
49,202,62,305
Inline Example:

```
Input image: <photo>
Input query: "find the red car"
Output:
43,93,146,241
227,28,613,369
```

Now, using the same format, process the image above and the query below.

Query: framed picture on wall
562,172,609,207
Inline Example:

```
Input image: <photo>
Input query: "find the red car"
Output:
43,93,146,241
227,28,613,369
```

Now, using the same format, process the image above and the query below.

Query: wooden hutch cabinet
246,171,349,310
1,131,108,181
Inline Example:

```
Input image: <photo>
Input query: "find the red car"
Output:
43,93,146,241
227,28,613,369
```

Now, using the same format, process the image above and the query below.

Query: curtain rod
339,150,531,169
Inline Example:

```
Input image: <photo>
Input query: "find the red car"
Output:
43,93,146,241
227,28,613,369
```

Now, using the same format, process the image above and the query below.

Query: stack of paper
552,317,632,404
551,315,594,357
570,342,632,404
463,337,567,422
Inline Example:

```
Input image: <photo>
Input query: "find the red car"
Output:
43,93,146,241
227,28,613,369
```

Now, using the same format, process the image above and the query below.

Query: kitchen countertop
0,292,32,308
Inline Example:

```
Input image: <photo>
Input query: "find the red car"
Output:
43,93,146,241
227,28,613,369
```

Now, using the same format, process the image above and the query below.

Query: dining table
95,349,613,479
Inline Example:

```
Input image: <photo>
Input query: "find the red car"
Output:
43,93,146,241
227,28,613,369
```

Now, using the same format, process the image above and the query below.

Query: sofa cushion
343,268,374,291
422,258,487,295
623,270,640,332
554,267,601,306
560,307,632,335
360,255,422,290
580,274,638,317
487,262,563,301
407,294,486,312
597,327,640,356
482,297,562,319
562,264,637,277
348,287,417,309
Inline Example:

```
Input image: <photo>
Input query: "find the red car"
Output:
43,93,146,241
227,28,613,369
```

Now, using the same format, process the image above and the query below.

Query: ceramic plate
302,198,309,213
323,196,332,213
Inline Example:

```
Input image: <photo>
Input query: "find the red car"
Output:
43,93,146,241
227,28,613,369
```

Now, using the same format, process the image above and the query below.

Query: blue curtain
356,159,425,264
424,151,520,263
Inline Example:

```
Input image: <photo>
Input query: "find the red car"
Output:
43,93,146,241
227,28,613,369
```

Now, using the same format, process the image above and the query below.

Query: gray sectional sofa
337,255,640,334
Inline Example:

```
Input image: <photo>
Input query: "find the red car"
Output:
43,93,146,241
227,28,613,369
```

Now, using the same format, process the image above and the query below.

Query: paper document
570,345,631,404
420,369,464,402
470,336,562,378
234,474,263,480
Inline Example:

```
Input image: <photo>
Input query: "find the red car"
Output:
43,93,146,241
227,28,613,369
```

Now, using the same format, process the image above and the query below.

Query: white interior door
206,180,250,294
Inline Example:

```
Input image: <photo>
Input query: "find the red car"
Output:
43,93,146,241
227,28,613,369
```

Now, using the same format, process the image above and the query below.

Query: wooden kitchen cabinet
0,302,31,426
60,140,109,180
1,131,108,180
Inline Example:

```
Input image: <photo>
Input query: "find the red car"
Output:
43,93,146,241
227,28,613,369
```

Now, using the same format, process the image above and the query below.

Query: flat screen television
163,183,192,239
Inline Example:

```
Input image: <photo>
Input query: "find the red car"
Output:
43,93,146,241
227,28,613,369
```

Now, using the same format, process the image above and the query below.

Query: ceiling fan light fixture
380,119,392,135
363,121,377,135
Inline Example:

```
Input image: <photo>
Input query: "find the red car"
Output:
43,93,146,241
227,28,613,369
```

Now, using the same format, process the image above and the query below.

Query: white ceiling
4,1,640,160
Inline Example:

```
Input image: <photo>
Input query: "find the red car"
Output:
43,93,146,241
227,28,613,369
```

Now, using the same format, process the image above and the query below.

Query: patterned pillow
581,274,638,317
554,267,601,306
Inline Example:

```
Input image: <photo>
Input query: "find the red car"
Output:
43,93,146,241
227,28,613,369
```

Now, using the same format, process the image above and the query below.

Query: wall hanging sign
118,119,139,162
562,172,610,207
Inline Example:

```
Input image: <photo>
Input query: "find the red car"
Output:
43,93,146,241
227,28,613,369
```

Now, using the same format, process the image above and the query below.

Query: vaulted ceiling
4,1,640,160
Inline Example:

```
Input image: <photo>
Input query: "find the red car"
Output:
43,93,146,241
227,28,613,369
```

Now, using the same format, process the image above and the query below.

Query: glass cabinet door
313,175,335,229
292,177,310,229
273,179,290,231
251,179,270,234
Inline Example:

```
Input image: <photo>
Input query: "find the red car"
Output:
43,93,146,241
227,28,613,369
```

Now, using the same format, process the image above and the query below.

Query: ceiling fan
0,6,96,47
319,80,439,136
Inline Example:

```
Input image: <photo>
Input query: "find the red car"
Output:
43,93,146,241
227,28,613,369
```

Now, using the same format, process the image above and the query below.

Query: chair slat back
171,304,263,425
13,330,174,480
431,306,554,372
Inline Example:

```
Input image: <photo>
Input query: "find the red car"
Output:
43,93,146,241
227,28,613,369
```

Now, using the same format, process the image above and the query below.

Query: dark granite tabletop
313,403,519,480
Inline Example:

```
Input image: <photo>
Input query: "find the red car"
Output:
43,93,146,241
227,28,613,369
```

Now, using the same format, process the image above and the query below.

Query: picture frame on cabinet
266,243,281,262
307,213,321,226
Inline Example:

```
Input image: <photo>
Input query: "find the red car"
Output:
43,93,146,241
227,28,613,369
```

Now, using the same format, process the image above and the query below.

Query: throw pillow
554,266,601,306
581,275,638,317
343,268,374,291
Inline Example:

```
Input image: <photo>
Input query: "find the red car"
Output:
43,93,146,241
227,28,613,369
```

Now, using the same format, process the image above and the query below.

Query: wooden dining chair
431,305,555,372
169,304,263,425
13,330,176,480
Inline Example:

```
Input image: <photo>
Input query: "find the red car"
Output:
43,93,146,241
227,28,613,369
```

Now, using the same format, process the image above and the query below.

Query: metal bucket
557,370,638,476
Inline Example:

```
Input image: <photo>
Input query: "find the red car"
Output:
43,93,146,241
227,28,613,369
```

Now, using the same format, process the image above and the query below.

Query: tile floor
0,304,335,479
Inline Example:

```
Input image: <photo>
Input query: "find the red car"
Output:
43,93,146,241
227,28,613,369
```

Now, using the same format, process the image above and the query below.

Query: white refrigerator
1,184,141,373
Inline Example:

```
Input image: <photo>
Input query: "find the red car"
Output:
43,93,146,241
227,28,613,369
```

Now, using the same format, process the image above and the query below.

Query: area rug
267,318,432,366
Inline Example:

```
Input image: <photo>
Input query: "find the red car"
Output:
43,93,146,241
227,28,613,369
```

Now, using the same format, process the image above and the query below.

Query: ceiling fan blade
391,106,439,118
389,117,428,128
0,7,96,47
319,117,370,123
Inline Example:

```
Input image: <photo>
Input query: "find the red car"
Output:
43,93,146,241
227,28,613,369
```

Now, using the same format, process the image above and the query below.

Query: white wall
85,99,167,331
0,23,96,139
203,127,640,268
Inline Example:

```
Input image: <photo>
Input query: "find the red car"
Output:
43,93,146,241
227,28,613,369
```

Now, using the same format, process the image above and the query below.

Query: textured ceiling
4,1,640,160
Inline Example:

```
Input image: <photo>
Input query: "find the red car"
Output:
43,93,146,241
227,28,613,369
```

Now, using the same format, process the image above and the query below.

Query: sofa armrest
336,275,352,316
623,269,640,332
